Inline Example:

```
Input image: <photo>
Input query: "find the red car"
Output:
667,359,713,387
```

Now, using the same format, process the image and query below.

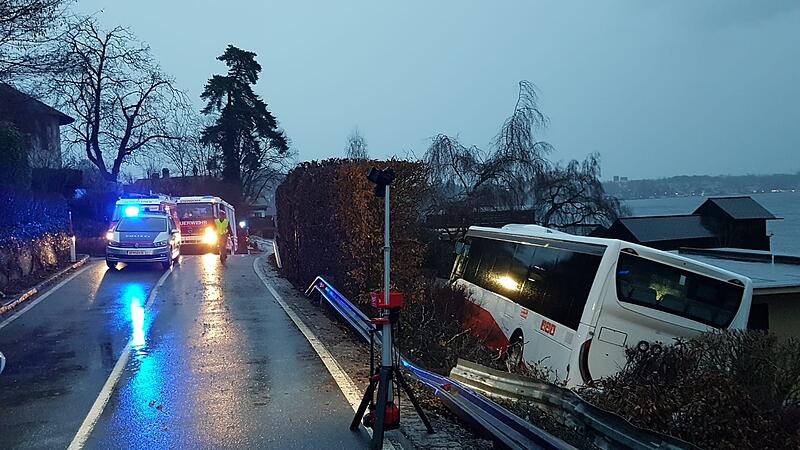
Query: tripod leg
395,369,434,433
351,380,377,431
371,366,393,450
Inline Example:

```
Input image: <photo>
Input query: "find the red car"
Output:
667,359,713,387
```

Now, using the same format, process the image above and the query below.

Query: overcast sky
75,0,799,179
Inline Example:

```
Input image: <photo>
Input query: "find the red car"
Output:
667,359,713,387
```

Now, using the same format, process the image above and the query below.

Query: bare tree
156,109,204,177
345,127,368,160
425,81,623,237
0,0,69,82
51,19,188,182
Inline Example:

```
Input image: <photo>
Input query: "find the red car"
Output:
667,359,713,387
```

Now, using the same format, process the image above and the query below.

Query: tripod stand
350,314,433,449
352,173,434,449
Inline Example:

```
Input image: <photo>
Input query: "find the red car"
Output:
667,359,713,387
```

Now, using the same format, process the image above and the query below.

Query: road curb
0,255,90,316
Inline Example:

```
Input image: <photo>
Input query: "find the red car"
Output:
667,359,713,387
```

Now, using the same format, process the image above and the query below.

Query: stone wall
0,233,71,292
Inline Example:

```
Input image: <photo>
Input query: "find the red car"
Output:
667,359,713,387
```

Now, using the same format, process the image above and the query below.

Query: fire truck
176,196,238,252
111,194,180,230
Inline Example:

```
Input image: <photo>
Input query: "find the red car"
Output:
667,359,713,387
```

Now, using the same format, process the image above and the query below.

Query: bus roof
468,224,752,287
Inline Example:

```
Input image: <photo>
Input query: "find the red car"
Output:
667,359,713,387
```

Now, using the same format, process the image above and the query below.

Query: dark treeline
605,172,800,200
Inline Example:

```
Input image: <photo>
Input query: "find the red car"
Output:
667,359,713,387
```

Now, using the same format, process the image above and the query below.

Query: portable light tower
351,167,433,449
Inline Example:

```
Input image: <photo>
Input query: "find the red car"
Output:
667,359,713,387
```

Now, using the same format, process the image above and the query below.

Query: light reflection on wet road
0,255,370,449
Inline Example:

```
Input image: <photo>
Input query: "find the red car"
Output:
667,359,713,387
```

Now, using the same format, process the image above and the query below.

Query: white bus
451,224,753,387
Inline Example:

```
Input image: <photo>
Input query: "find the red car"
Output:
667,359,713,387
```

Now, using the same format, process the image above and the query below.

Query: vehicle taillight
578,338,593,384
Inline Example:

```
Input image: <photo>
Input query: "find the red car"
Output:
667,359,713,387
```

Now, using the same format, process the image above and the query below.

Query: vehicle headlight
202,227,218,244
154,240,169,247
105,231,114,240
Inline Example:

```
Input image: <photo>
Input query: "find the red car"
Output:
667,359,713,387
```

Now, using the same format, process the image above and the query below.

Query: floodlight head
366,167,396,198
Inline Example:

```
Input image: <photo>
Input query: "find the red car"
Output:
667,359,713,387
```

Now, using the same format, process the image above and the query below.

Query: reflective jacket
214,218,230,236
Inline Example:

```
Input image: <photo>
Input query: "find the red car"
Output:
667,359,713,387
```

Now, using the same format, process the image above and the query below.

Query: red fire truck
176,196,238,252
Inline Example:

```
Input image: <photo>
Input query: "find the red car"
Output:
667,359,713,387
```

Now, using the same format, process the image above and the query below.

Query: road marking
253,257,363,409
253,257,398,449
0,263,93,332
67,267,173,450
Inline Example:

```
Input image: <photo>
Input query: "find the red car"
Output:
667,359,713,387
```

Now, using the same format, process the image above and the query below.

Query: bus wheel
506,332,524,370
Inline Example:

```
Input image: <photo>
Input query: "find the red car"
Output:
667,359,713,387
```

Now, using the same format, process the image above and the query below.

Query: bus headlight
202,227,218,244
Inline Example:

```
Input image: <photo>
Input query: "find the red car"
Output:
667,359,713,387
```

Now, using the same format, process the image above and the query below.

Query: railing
451,359,698,450
305,276,572,450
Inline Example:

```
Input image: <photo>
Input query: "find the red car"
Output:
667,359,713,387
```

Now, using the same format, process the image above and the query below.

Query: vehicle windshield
112,204,161,221
116,217,168,232
177,203,214,220
616,252,744,327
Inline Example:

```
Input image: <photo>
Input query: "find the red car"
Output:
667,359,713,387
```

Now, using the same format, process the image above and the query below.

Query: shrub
0,188,69,243
276,159,430,308
0,121,32,190
580,330,800,449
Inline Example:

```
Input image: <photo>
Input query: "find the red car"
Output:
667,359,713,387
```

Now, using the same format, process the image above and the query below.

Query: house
595,196,779,251
677,248,800,339
597,215,718,251
693,196,777,251
0,83,74,169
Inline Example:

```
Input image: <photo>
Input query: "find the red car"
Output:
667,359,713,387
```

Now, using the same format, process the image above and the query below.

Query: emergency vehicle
176,196,237,252
111,194,180,231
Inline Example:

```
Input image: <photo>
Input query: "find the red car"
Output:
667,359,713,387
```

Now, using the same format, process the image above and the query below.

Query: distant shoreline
618,190,799,201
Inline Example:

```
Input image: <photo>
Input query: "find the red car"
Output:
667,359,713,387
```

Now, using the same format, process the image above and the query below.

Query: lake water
625,192,800,255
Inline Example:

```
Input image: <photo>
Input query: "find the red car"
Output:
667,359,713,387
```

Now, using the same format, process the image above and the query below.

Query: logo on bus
540,320,556,336
520,308,528,319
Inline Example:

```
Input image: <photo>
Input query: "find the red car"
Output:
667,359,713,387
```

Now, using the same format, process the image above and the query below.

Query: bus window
460,236,603,330
519,245,601,329
616,253,743,327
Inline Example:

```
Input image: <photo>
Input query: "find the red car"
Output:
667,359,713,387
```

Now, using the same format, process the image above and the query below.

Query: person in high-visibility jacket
214,211,233,256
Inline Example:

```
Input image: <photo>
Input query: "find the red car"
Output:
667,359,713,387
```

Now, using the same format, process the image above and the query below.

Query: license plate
127,250,147,255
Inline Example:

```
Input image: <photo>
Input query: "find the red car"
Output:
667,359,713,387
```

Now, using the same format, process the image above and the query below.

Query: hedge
0,188,69,243
275,159,430,307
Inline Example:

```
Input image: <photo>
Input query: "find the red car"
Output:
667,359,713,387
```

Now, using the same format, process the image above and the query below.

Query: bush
0,188,69,243
0,121,32,190
580,330,800,449
276,159,430,308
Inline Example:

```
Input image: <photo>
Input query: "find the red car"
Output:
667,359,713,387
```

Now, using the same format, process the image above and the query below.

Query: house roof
0,83,74,125
614,214,717,243
694,196,778,220
678,248,800,292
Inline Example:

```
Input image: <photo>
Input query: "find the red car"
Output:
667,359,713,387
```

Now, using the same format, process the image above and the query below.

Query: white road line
253,257,363,409
67,267,173,450
253,257,398,450
0,263,93,332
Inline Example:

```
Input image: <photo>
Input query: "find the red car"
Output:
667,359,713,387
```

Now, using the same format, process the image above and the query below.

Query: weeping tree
425,81,625,238
200,45,291,205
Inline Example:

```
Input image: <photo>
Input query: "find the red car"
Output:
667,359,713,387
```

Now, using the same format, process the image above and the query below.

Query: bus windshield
177,203,214,220
116,217,168,232
616,253,744,328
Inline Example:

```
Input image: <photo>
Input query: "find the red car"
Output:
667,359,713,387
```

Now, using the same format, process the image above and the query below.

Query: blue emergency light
124,206,141,217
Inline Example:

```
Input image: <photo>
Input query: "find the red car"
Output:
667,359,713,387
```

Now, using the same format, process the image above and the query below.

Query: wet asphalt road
0,255,371,449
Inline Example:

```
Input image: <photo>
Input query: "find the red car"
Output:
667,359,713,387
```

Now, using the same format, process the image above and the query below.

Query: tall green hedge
275,159,430,306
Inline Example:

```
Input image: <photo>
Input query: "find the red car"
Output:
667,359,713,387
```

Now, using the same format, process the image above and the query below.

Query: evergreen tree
200,46,288,194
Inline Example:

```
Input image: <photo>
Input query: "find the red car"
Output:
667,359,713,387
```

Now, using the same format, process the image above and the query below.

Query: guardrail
305,276,571,450
451,359,698,450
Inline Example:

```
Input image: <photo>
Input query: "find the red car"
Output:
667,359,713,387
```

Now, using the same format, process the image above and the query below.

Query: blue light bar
124,206,141,217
